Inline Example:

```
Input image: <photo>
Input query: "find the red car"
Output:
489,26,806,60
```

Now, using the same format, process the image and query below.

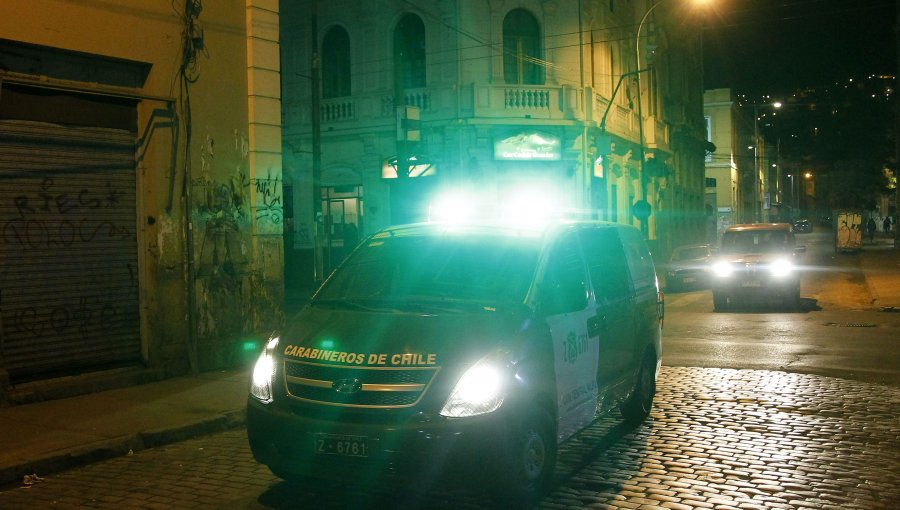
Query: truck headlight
440,358,507,418
712,261,734,278
250,337,279,403
769,258,794,277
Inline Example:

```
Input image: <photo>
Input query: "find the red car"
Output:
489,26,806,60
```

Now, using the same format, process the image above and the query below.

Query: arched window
322,26,351,99
503,9,544,85
393,14,426,89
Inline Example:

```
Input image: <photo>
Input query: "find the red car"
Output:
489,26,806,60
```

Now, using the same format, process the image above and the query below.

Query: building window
322,26,351,99
394,14,426,89
705,115,713,163
503,9,544,85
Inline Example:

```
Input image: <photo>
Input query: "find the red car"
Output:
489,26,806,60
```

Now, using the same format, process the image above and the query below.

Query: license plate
683,277,696,283
314,434,370,457
741,280,761,287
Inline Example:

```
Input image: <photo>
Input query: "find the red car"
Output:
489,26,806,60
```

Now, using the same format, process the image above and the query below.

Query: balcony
310,84,646,149
643,116,670,152
466,84,564,120
592,92,639,142
318,88,433,125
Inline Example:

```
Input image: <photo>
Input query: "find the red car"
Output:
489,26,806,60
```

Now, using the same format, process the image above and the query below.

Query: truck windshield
721,230,792,254
315,233,541,311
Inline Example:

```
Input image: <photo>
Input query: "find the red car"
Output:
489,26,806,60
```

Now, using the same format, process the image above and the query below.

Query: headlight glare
250,337,279,402
712,261,734,277
440,358,507,418
769,258,794,277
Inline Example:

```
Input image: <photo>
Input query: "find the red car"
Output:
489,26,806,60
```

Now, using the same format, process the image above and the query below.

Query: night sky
703,0,897,96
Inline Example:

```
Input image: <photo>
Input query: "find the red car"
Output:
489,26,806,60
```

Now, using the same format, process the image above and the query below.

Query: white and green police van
247,216,663,507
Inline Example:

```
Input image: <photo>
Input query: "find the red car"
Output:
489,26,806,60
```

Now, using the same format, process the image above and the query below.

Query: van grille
282,359,439,408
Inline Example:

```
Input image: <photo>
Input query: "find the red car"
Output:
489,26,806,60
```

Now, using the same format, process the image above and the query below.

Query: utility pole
392,37,409,225
311,0,324,280
895,0,899,250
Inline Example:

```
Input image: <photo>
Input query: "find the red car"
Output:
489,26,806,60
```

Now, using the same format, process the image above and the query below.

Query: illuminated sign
382,155,436,179
494,132,561,161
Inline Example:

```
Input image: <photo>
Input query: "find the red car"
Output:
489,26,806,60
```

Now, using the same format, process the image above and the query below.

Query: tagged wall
0,0,284,389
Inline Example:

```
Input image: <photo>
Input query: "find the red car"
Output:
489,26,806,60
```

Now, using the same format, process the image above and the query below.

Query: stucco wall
1,0,283,377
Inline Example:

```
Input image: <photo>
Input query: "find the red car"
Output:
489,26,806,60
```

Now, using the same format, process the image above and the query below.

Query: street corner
861,246,900,310
547,366,900,509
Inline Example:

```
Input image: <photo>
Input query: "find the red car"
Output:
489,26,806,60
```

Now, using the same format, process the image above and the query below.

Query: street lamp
748,100,782,222
787,173,796,214
802,171,813,214
634,0,711,232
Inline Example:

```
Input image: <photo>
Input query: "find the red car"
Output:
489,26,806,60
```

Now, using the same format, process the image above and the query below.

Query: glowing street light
748,100,783,222
634,0,712,232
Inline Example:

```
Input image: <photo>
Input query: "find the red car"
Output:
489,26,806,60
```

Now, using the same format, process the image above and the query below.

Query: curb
0,410,247,488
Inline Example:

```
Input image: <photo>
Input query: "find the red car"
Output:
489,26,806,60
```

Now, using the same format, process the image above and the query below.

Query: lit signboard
382,155,436,179
494,132,561,161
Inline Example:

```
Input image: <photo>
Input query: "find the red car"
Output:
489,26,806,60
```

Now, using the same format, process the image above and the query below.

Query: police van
247,218,663,506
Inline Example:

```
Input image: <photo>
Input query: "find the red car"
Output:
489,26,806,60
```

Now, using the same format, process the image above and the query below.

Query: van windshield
720,230,793,254
315,233,541,311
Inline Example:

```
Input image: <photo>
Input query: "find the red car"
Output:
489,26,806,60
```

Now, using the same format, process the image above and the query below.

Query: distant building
281,0,709,282
704,89,740,238
704,88,780,235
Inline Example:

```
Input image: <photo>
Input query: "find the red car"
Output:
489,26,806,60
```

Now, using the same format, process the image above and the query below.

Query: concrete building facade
703,88,780,240
0,0,284,398
703,88,740,237
281,0,710,286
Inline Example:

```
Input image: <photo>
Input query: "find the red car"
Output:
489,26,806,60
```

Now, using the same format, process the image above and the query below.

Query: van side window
618,228,656,293
579,227,630,300
541,234,588,315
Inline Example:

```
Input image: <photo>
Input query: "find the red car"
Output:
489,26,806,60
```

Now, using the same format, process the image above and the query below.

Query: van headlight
769,258,794,277
440,357,507,418
250,337,279,403
711,261,734,278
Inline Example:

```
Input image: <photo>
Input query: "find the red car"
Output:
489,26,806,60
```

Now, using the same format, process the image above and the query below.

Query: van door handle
588,314,605,338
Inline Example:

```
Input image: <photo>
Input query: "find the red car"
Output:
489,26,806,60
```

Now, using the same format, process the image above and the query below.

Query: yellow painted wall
1,0,283,377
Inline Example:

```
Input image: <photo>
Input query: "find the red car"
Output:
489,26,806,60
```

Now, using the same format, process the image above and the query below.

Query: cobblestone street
1,366,897,509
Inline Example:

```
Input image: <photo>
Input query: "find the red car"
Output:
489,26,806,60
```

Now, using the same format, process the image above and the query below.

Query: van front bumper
246,398,512,485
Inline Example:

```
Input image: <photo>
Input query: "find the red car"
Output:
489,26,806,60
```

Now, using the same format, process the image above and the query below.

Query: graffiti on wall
195,131,249,280
253,168,283,226
191,129,283,341
1,177,137,342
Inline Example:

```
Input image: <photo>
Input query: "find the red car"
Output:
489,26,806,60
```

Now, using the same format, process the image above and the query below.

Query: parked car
792,218,812,233
664,244,714,291
247,219,664,507
710,223,805,311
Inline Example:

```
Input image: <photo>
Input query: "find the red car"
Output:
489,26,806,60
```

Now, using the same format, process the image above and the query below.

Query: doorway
322,185,364,270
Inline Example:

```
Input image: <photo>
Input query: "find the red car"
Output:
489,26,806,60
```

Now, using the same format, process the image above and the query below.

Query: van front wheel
491,409,556,509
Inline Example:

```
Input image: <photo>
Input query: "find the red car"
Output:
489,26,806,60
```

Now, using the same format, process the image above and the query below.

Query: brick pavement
1,366,897,509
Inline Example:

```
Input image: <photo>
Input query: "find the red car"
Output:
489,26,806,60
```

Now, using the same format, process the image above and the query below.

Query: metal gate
0,120,141,381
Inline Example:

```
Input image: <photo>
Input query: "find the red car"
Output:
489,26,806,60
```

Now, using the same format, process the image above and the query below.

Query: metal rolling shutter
0,120,140,381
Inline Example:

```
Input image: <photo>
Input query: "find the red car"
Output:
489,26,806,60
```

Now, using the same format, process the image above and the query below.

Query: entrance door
321,185,363,270
0,120,141,381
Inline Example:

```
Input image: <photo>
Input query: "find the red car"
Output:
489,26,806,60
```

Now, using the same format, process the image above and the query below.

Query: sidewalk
0,369,249,487
0,240,898,488
859,236,900,310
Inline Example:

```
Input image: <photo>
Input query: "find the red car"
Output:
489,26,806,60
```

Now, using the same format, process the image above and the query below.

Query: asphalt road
662,231,900,387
